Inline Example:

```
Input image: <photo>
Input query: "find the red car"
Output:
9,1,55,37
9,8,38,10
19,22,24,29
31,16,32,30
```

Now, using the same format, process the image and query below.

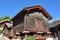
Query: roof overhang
12,5,52,21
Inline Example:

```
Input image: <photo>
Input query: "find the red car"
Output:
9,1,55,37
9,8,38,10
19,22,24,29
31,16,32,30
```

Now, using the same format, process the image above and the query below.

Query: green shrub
0,30,3,34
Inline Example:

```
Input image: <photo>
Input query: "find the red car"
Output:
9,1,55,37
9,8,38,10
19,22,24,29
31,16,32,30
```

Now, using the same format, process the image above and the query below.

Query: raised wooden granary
12,5,52,34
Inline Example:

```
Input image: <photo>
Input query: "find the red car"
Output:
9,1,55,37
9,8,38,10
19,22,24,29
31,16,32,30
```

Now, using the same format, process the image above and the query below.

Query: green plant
0,15,11,22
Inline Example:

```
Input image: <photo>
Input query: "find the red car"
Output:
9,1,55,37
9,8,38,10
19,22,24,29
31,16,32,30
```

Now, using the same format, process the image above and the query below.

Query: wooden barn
12,5,52,35
50,19,60,40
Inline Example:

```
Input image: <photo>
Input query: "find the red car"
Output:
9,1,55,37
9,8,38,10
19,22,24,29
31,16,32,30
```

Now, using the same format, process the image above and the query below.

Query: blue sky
0,0,60,20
